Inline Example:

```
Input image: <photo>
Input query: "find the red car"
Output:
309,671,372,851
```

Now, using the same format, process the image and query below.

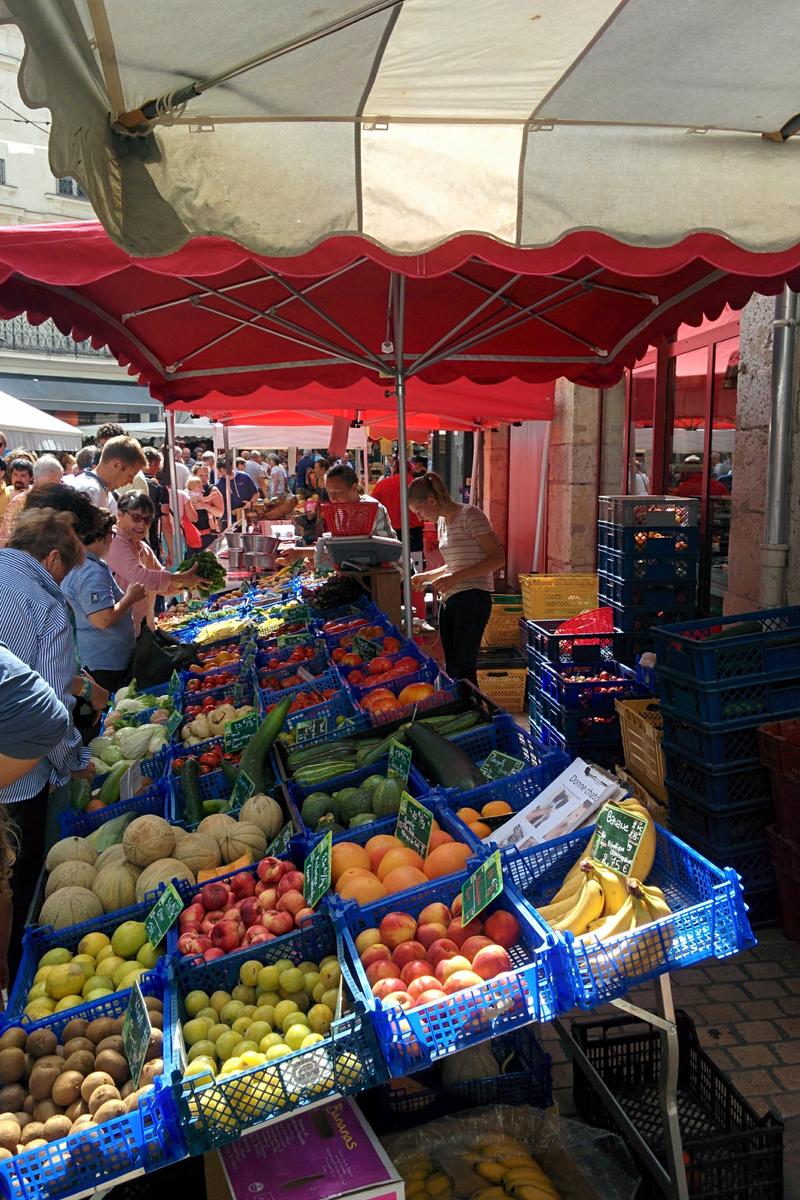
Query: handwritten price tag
592,804,649,877
461,850,504,925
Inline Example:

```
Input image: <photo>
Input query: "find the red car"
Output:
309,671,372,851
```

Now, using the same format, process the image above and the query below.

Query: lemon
46,962,89,1000
111,920,148,959
301,1032,325,1050
26,982,48,1002
40,947,71,967
187,1040,217,1063
78,931,110,958
55,993,84,1012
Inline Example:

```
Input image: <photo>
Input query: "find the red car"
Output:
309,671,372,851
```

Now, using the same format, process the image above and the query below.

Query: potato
42,1115,72,1142
93,1099,126,1124
63,1051,95,1077
0,1028,26,1052
88,1085,120,1117
22,1096,34,1116
33,1100,60,1125
52,1071,84,1108
26,1029,57,1059
60,1018,89,1043
25,1138,48,1150
65,1099,88,1122
80,1072,115,1103
28,1067,60,1102
63,1038,95,1059
85,1019,115,1046
119,1081,135,1100
0,1085,26,1113
12,1113,31,1130
20,1122,45,1145
95,1050,128,1087
139,1059,163,1088
123,1092,140,1114
0,1119,20,1153
95,1036,125,1057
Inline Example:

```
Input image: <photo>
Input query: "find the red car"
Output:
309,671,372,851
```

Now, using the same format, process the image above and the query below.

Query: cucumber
97,760,131,806
406,722,487,791
181,758,203,826
237,696,293,793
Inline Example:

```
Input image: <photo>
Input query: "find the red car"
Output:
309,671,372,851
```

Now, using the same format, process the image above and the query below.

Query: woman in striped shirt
409,472,505,685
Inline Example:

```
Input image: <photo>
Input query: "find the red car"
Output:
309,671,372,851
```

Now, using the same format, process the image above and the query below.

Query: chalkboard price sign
266,822,294,858
303,832,332,909
168,670,182,699
387,740,412,784
145,882,184,949
122,982,153,1089
295,714,332,745
396,792,433,857
480,750,525,781
223,711,259,753
461,850,504,926
230,769,257,809
278,632,309,649
592,803,649,878
353,635,383,661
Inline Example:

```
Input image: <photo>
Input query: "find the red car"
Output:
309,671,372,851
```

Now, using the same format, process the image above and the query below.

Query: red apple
434,954,472,985
412,988,447,1007
443,969,484,995
177,931,211,957
417,902,451,926
379,912,417,950
392,941,427,969
407,975,440,1002
230,872,256,899
400,960,432,987
471,944,511,980
381,990,413,1010
211,919,243,952
200,881,229,911
257,888,279,911
277,871,305,897
460,935,493,961
416,922,448,950
361,944,392,968
447,917,483,948
239,897,262,928
483,910,521,949
242,925,274,947
276,890,307,916
261,909,294,936
203,947,225,962
372,977,407,1000
427,938,459,966
366,960,399,986
256,857,285,884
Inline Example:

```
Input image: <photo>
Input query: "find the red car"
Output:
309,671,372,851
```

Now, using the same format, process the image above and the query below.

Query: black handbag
130,626,200,689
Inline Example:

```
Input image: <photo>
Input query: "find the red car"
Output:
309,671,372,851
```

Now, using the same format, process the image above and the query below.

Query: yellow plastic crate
477,667,527,713
615,765,669,826
518,573,598,622
481,594,524,650
614,697,667,803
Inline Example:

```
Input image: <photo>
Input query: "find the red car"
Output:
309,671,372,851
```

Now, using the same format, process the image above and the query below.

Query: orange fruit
481,800,513,818
377,847,425,881
428,830,455,851
331,841,371,884
381,866,429,894
468,820,492,839
423,842,473,880
365,834,403,873
455,807,481,824
337,872,388,904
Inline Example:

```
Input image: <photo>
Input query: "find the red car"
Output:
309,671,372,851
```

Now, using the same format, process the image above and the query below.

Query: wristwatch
80,676,93,701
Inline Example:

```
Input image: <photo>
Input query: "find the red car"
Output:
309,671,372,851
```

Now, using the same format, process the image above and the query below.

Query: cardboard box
219,1098,404,1200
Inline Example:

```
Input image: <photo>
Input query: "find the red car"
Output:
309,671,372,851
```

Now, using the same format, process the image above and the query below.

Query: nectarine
361,943,392,968
427,938,459,966
483,910,521,949
447,917,483,947
379,911,417,949
471,944,511,980
401,960,433,986
381,989,413,1010
460,935,494,960
407,975,440,1002
418,902,450,926
372,977,407,999
434,954,472,984
366,960,399,986
412,987,447,1008
417,922,449,949
354,927,382,955
392,940,428,969
443,969,484,995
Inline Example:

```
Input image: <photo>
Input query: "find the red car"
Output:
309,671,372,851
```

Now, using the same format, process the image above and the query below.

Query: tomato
367,696,401,714
397,682,435,705
348,670,365,685
362,688,397,710
340,652,362,667
198,765,211,775
382,637,402,653
186,679,200,692
331,648,346,663
394,656,419,674
199,753,220,768
368,656,393,676
173,757,186,771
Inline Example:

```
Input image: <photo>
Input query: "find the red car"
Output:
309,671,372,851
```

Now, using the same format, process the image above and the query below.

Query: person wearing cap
672,455,728,498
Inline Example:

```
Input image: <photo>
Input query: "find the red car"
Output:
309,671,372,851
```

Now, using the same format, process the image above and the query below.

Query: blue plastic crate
606,601,698,635
59,779,170,839
162,909,385,1153
312,597,382,625
339,641,428,692
334,868,568,1074
0,974,184,1200
597,523,699,558
169,766,234,827
666,826,775,894
260,668,341,709
662,748,773,812
597,546,699,583
667,783,773,846
289,756,433,834
322,617,398,653
255,639,327,672
358,671,460,728
6,891,170,1024
522,618,626,667
656,663,800,726
660,706,763,768
279,685,361,734
504,822,755,1008
651,606,800,683
539,660,646,712
255,649,329,687
183,668,258,708
277,709,372,752
598,572,698,611
350,657,441,705
540,694,621,745
536,716,622,771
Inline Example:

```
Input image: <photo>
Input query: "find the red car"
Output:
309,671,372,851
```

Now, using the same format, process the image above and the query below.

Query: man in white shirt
95,423,149,497
72,435,147,514
267,453,288,500
244,450,268,494
173,447,190,488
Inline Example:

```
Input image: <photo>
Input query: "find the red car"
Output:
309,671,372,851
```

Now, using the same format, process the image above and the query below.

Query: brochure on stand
484,758,624,850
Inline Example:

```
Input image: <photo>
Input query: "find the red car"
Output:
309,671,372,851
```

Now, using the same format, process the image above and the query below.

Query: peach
417,902,450,926
377,847,425,882
483,910,521,950
411,988,447,1008
365,834,403,874
401,960,434,987
447,917,483,947
460,935,494,961
434,954,472,984
382,866,429,895
392,941,428,969
295,908,315,927
450,894,462,918
417,922,449,949
407,975,440,1002
366,960,400,986
361,943,392,968
354,928,382,956
427,938,459,966
276,890,307,916
381,990,413,1010
443,970,484,995
379,912,417,949
372,977,407,1000
471,944,511,981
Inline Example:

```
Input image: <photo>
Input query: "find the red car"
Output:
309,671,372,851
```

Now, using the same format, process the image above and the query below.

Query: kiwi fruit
28,1067,60,1102
110,1017,125,1037
0,1029,26,1052
26,1029,57,1059
95,1050,128,1087
142,997,163,1014
60,1018,89,1043
63,1038,95,1059
149,1012,164,1031
0,1148,12,1162
30,1055,63,1072
88,1085,120,1117
42,1115,72,1142
52,1071,84,1108
22,1095,34,1115
80,1072,115,1103
20,1122,45,1145
0,1119,20,1153
144,1030,163,1063
33,1100,60,1125
72,1114,94,1133
139,1059,163,1088
0,1048,26,1084
95,1035,125,1057
85,1018,115,1046
0,1085,26,1113
63,1051,95,1077
65,1099,88,1122
93,1099,126,1124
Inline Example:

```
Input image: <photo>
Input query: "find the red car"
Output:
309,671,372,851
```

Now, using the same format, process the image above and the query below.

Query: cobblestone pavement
537,926,800,1197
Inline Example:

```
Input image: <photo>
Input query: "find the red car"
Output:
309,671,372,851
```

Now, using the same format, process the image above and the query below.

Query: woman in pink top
107,492,208,631
408,472,504,685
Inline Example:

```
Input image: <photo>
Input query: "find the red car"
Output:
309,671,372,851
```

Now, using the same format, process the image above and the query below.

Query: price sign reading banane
266,822,294,858
387,740,412,784
145,881,184,950
122,981,153,1088
223,711,259,753
304,831,332,909
461,850,504,926
396,792,433,858
480,750,526,782
295,714,332,745
592,803,649,878
353,635,383,661
230,769,257,809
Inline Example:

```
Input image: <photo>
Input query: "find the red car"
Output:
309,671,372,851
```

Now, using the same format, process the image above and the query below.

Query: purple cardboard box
219,1098,404,1200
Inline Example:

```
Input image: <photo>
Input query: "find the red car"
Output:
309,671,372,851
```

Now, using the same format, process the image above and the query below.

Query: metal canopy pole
761,285,798,606
164,406,182,568
391,273,414,637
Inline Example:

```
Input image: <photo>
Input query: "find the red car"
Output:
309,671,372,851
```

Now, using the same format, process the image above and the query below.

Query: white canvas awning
3,1,800,257
211,424,368,454
0,391,82,451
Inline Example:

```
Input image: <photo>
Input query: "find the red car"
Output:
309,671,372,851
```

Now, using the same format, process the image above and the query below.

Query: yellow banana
635,879,672,921
581,858,628,914
509,1185,560,1200
476,1163,507,1184
470,1188,508,1200
494,1155,538,1168
573,894,636,943
427,1174,452,1197
502,1168,553,1188
551,876,604,935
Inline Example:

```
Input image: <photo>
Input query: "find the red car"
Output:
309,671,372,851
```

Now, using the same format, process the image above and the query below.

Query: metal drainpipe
760,286,798,607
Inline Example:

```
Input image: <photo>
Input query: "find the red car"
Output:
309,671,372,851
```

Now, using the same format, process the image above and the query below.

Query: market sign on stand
354,635,382,661
278,632,309,649
461,850,504,925
168,671,182,700
295,714,332,745
122,982,152,1089
304,832,332,909
266,822,294,858
481,750,525,782
224,711,259,753
387,741,412,784
230,769,257,809
592,804,649,878
396,792,433,858
145,882,184,950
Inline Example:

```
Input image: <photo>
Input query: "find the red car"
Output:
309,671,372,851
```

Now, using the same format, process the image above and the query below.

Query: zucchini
69,778,92,812
405,722,487,791
237,696,293,793
181,758,203,826
97,760,130,806
219,758,240,786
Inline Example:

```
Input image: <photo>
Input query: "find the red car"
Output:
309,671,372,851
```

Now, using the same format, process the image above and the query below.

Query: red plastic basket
555,607,615,634
322,502,377,536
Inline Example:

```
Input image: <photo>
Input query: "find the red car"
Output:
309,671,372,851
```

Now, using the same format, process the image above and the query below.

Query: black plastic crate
521,617,626,666
667,782,773,846
662,749,773,812
599,572,698,611
598,546,699,582
477,645,526,670
597,523,699,557
572,1011,783,1200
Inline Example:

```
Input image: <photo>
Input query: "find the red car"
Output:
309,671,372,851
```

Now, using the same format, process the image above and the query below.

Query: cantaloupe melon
135,858,195,904
197,813,237,842
45,837,97,872
45,860,97,899
218,823,266,864
92,864,138,912
239,794,283,839
174,832,221,875
95,844,128,872
123,816,176,867
39,886,103,930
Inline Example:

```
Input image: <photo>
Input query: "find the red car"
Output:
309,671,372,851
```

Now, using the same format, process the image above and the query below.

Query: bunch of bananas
401,1153,454,1200
466,1135,560,1200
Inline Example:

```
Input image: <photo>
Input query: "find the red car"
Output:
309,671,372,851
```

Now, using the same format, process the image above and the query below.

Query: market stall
0,391,82,452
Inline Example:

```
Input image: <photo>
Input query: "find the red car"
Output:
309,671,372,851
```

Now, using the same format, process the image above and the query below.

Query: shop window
627,361,656,494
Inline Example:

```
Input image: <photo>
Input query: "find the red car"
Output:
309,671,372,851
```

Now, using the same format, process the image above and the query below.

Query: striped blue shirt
0,549,88,803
